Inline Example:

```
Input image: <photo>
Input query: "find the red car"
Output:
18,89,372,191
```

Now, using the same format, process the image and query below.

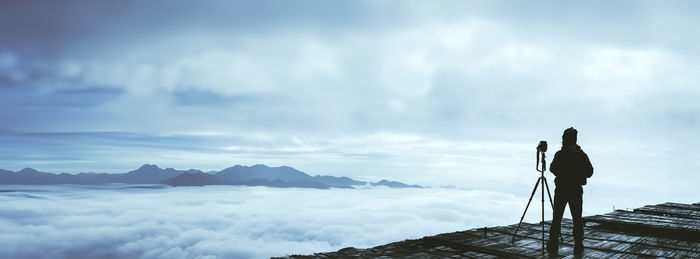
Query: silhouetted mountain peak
218,164,311,183
372,179,423,188
221,164,244,171
128,164,169,175
137,164,160,171
122,164,181,183
18,168,40,174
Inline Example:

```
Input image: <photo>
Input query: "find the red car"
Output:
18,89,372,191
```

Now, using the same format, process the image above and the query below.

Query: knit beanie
562,127,578,146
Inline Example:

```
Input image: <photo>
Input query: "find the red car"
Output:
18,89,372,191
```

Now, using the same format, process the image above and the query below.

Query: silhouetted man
547,127,593,255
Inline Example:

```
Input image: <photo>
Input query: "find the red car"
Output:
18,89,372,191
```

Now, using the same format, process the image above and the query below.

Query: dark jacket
550,144,593,186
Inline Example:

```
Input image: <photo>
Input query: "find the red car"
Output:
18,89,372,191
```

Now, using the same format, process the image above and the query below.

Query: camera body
536,140,547,173
537,140,547,152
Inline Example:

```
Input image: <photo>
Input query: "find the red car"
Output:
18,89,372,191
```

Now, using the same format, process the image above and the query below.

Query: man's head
562,127,578,146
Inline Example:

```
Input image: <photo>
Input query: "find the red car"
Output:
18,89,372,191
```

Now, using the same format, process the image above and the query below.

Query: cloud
6,8,696,135
3,183,694,259
3,1,700,135
0,185,532,259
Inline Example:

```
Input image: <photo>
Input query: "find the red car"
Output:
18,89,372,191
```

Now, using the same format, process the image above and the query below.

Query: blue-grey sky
1,1,699,194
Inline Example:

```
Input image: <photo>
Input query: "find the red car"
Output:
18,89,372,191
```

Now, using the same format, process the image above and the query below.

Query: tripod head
536,141,547,173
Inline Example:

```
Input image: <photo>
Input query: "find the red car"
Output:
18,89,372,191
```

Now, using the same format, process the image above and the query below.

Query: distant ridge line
0,164,423,189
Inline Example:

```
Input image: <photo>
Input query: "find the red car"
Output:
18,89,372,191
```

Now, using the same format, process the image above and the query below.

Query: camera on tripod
536,141,547,172
537,140,547,152
513,139,562,248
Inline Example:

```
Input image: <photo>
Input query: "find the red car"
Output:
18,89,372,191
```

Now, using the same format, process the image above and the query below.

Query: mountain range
0,164,423,189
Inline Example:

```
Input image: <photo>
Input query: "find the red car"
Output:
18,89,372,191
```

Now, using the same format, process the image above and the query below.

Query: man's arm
549,151,561,176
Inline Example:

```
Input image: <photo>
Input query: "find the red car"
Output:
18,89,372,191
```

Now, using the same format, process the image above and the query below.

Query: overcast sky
1,1,699,195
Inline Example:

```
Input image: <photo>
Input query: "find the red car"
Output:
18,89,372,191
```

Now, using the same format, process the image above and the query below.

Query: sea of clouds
0,185,538,259
0,183,687,259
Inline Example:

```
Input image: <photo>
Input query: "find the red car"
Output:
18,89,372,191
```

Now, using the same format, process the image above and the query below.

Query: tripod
511,146,561,252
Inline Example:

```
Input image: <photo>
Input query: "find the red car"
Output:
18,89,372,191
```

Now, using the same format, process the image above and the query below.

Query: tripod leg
512,178,541,242
541,177,545,253
542,178,564,243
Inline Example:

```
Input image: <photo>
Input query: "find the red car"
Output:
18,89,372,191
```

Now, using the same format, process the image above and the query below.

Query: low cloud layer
1,182,694,258
0,185,555,259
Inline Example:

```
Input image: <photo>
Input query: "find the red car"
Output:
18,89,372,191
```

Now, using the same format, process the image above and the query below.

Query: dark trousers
549,185,584,244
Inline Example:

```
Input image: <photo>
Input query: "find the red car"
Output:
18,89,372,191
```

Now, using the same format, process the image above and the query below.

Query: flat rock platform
279,202,700,258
